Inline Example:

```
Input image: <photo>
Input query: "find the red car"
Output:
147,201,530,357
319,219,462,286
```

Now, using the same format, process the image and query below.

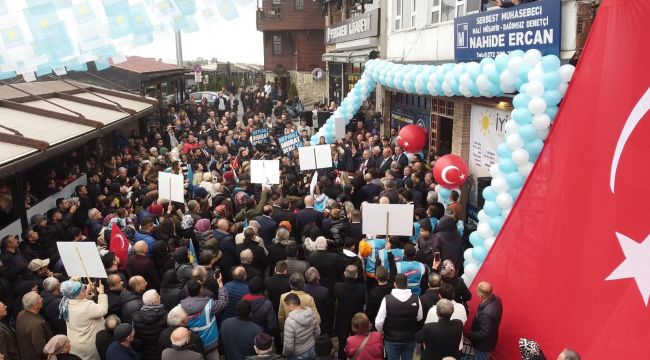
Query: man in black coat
420,273,442,320
263,261,291,354
467,282,503,359
365,266,392,326
271,197,297,237
132,289,168,360
295,195,323,241
358,172,383,204
120,276,146,323
304,267,333,336
333,265,366,359
40,277,66,335
212,219,238,283
106,274,125,320
158,305,205,354
254,205,278,247
415,299,463,360
432,216,463,271
96,315,120,360
307,238,338,293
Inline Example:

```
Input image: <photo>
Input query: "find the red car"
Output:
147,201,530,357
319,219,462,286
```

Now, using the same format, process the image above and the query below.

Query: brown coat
16,310,53,360
0,322,19,360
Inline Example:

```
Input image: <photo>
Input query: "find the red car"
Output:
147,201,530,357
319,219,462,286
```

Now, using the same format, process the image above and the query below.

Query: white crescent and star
441,165,462,185
610,87,649,193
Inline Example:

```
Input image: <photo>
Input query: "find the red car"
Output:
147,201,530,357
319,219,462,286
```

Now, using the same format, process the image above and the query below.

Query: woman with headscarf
439,260,472,310
194,218,212,250
43,335,80,360
59,280,107,360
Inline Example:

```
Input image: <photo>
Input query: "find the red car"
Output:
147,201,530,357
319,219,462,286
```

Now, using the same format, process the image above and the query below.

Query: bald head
477,281,493,299
232,266,247,281
379,196,390,204
304,195,314,207
133,241,148,255
558,349,581,360
107,274,123,290
129,276,146,293
217,219,229,231
170,326,191,348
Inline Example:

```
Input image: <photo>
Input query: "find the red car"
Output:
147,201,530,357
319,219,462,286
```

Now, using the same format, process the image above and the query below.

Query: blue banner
251,128,270,145
454,0,561,61
278,131,302,154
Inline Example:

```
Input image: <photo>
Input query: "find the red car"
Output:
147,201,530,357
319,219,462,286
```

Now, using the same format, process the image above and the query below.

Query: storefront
322,8,379,104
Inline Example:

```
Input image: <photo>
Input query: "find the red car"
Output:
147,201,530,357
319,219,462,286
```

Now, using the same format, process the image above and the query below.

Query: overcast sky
128,2,263,65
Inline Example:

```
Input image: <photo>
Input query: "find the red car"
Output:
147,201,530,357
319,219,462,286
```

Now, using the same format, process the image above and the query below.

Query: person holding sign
60,279,107,360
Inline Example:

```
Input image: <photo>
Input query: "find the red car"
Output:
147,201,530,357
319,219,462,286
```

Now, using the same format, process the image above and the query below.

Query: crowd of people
0,84,580,360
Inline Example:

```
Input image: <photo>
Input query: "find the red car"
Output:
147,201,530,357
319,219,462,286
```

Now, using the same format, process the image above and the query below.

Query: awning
0,80,157,177
322,49,374,63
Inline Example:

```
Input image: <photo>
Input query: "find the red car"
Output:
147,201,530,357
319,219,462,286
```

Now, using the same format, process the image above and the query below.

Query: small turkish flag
109,225,130,271
469,1,650,359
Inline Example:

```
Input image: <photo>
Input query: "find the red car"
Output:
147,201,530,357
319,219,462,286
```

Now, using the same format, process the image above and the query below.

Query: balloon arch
312,50,575,286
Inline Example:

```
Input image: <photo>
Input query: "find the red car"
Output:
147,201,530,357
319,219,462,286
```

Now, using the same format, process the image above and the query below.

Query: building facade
256,0,327,105
381,0,597,216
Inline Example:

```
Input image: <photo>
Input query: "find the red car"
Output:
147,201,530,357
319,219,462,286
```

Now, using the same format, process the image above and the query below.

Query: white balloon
496,192,514,209
483,237,496,251
528,67,544,82
525,80,545,98
537,127,550,141
442,82,454,96
482,62,496,75
502,208,511,218
500,82,516,94
558,82,569,97
506,133,525,150
500,70,516,86
518,162,534,177
434,184,442,193
528,97,548,115
511,148,530,166
559,64,576,83
523,49,542,66
459,73,472,87
491,175,509,193
489,163,502,179
532,114,551,130
477,223,494,238
444,71,455,83
507,56,524,73
462,274,472,287
504,120,519,135
464,263,479,279
477,210,490,223
476,74,491,90
464,248,475,262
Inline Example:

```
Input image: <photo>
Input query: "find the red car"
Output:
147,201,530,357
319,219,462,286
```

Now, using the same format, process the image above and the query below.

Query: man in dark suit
358,170,383,204
378,147,394,176
333,265,366,359
263,261,291,353
254,205,277,247
415,299,463,360
295,195,323,241
307,238,338,293
271,197,296,237
348,210,363,241
393,146,409,170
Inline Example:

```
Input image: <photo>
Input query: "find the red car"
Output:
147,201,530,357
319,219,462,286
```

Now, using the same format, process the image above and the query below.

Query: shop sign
454,0,561,61
325,9,379,45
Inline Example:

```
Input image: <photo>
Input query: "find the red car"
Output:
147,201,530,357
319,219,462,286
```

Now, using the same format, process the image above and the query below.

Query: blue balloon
495,56,509,72
486,69,499,84
439,188,451,199
529,153,539,163
496,143,512,158
510,49,525,58
489,82,502,96
518,64,532,82
482,186,497,201
519,124,537,142
506,172,524,189
472,246,488,262
524,139,544,156
469,232,484,247
541,55,561,72
499,158,517,173
543,90,562,107
435,82,444,94
545,106,559,120
483,201,501,217
512,94,531,109
519,83,528,95
509,187,522,199
512,109,532,125
489,216,504,233
542,71,561,90
480,57,495,67
450,80,460,94
469,66,482,80
443,63,455,72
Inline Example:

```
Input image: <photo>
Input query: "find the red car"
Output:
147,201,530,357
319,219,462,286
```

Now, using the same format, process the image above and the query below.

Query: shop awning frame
322,49,374,63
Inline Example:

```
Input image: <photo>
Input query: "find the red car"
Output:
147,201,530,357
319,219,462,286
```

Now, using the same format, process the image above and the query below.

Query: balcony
256,0,325,31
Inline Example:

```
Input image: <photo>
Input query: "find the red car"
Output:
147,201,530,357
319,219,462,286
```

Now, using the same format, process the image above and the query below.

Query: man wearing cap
106,323,137,360
23,258,52,291
246,333,285,360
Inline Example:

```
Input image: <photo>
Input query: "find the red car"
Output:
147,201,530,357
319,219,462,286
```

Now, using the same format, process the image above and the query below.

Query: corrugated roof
110,56,187,74
0,80,157,177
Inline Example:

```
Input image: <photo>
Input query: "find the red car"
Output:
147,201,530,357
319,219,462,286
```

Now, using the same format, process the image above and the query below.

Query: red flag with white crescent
468,1,650,358
109,225,130,271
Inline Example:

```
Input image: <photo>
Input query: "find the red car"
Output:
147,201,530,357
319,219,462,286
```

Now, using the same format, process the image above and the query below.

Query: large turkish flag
468,1,650,358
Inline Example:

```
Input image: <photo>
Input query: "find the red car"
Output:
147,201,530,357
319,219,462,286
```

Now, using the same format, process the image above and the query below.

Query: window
273,0,281,4
429,0,465,24
411,0,417,28
272,35,282,55
295,0,304,10
394,0,402,30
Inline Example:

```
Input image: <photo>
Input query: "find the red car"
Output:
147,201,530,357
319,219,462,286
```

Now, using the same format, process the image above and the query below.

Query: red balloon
433,154,469,189
396,124,427,153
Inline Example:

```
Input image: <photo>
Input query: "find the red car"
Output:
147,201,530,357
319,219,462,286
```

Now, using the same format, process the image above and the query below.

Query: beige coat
66,294,108,360
278,290,321,330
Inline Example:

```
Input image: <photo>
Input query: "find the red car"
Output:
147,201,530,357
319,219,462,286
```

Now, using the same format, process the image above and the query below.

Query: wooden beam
0,132,49,150
55,92,136,116
89,86,159,105
0,99,104,128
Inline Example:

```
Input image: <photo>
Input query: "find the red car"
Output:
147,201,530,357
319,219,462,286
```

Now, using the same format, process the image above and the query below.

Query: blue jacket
223,280,250,320
134,231,156,255
180,288,228,352
106,341,138,360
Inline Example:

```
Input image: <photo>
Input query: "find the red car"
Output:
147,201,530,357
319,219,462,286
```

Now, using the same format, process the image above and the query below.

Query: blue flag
187,239,199,266
187,163,194,194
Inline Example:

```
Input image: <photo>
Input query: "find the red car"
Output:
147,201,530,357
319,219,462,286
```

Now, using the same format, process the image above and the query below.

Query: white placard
469,106,508,204
158,172,185,203
334,117,346,139
57,242,108,278
361,203,414,236
309,171,318,195
251,160,280,185
298,145,333,171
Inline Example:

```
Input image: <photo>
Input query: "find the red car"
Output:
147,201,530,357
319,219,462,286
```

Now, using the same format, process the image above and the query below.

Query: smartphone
434,252,441,262
213,266,221,280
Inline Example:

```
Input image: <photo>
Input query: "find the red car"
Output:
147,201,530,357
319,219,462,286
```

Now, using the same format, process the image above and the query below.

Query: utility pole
175,30,183,66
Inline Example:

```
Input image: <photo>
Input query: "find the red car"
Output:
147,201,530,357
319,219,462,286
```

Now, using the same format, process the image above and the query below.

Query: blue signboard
454,0,561,61
278,131,302,154
251,128,270,145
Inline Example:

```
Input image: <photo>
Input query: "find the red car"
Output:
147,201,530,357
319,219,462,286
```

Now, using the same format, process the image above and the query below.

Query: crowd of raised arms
0,84,578,360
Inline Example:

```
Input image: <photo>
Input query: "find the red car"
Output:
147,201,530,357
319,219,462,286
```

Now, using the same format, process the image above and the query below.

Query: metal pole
175,31,183,66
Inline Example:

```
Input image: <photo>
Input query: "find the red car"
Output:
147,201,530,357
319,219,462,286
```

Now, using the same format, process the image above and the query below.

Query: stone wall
289,70,327,106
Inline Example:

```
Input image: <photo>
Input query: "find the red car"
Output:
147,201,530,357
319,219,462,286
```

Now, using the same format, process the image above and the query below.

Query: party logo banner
278,131,302,154
251,128,270,145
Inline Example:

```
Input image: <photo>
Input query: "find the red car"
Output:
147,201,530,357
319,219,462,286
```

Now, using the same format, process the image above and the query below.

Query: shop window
273,35,283,55
429,0,465,24
431,98,455,116
429,0,440,24
394,0,403,30
273,0,282,4
295,0,304,10
411,0,417,28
